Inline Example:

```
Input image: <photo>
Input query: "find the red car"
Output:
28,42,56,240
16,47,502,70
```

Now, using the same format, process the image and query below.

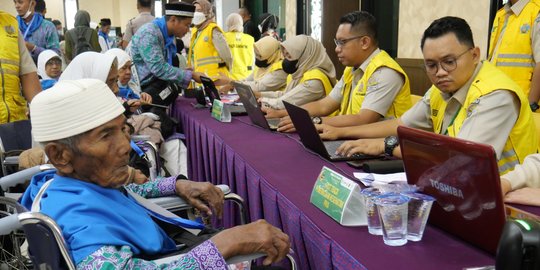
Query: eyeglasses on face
423,48,473,75
46,59,62,66
334,35,365,47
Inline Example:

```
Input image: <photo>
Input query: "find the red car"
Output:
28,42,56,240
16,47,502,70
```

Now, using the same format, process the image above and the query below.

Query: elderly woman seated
37,50,62,90
21,79,290,269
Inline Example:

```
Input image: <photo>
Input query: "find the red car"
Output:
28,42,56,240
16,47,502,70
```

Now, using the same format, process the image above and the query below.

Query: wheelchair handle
0,164,54,191
0,214,21,235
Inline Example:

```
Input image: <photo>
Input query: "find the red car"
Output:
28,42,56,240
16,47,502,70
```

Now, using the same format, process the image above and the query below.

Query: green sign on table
211,99,231,122
310,166,366,226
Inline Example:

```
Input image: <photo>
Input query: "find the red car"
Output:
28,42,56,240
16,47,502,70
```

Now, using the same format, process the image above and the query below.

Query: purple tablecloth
173,97,498,270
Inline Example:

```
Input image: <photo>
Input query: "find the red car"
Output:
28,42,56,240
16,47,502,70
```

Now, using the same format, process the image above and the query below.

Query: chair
0,120,32,176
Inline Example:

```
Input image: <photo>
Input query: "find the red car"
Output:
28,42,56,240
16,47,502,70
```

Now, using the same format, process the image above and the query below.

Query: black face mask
282,59,299,74
255,59,270,68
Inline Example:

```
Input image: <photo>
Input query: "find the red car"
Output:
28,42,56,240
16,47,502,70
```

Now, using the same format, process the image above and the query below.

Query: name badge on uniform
4,25,14,35
204,36,209,42
521,23,530,33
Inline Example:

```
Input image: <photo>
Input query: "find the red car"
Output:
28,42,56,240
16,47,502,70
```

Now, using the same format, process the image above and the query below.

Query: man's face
422,32,479,93
238,9,248,22
106,67,119,94
56,24,62,31
102,25,111,35
14,0,33,17
171,17,192,38
334,23,366,67
69,115,131,188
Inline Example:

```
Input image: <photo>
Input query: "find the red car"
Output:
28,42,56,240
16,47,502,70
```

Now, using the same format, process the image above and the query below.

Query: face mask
192,12,206,26
282,58,299,74
255,59,270,68
57,30,63,36
22,8,32,19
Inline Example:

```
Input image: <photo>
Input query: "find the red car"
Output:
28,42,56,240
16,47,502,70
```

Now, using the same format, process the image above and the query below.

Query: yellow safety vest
339,50,412,117
488,0,540,95
224,32,254,81
286,68,334,96
0,12,26,124
188,22,229,78
430,61,538,174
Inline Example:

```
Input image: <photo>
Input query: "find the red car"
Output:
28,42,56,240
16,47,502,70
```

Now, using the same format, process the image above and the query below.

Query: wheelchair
0,167,297,269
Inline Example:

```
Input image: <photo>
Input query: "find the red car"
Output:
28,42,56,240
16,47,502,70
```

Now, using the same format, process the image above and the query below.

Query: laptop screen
398,126,506,254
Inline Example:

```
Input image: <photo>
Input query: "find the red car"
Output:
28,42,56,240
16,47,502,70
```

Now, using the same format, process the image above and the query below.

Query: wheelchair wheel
0,197,31,270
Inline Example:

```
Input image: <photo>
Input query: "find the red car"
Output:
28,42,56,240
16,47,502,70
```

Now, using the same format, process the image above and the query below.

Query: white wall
398,0,491,59
215,0,239,29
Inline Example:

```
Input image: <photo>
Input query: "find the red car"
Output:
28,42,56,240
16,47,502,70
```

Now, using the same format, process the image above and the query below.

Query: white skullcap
30,79,125,142
105,48,131,70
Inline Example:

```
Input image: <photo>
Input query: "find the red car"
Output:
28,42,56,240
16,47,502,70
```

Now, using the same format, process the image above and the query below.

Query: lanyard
443,105,462,135
23,15,36,40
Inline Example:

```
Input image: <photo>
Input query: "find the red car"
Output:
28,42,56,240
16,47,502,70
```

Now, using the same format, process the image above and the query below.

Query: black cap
100,18,112,26
165,2,195,18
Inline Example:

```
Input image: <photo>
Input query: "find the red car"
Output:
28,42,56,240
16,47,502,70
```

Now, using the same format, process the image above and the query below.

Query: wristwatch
311,116,322,125
530,102,539,112
384,136,399,157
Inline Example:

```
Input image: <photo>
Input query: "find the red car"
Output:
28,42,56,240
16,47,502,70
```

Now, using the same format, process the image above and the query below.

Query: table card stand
310,166,367,226
211,99,231,122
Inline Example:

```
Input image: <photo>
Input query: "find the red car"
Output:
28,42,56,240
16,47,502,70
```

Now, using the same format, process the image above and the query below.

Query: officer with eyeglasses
317,16,537,176
264,10,412,133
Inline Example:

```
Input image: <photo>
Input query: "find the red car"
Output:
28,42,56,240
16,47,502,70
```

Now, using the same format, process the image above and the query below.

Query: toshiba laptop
398,126,508,254
199,76,247,116
283,101,382,161
233,82,280,130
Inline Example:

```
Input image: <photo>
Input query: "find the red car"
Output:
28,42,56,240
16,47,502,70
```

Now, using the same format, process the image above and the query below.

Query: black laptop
233,82,280,130
283,101,381,161
199,76,247,116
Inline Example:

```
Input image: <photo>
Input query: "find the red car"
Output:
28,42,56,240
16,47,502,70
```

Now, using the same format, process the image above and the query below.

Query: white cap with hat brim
30,79,125,142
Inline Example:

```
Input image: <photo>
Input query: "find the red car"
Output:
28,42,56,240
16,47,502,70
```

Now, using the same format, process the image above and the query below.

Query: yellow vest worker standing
188,0,231,78
0,10,41,124
488,0,540,109
224,13,254,81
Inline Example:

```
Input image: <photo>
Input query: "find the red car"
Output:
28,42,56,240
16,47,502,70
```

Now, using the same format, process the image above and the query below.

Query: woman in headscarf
64,10,101,62
105,48,152,104
37,50,62,90
258,35,336,109
220,36,286,93
224,13,254,80
187,0,232,79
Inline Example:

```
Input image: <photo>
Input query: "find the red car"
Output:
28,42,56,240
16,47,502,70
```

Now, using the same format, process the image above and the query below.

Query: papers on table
354,172,407,187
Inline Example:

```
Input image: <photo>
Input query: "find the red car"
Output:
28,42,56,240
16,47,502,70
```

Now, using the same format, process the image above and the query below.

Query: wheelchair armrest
4,156,20,164
149,185,231,211
153,251,265,265
0,214,21,235
0,164,54,191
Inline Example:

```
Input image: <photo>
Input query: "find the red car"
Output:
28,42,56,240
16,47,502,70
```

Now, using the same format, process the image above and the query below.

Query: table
173,97,515,270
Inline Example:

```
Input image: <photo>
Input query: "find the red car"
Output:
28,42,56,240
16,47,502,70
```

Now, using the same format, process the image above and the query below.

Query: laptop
233,82,280,130
398,126,508,254
199,76,247,116
283,101,382,161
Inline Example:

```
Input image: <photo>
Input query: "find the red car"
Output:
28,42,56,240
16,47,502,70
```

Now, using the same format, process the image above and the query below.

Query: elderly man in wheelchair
17,79,290,269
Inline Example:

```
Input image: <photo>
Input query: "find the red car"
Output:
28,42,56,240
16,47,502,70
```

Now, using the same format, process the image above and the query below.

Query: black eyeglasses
46,58,62,66
424,48,473,75
334,35,364,47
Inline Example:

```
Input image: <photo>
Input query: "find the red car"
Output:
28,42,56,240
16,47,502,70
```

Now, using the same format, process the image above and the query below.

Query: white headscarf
226,13,243,32
37,50,61,80
60,52,117,82
105,48,131,70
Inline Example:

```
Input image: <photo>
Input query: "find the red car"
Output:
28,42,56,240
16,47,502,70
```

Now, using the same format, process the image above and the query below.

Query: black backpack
73,28,93,57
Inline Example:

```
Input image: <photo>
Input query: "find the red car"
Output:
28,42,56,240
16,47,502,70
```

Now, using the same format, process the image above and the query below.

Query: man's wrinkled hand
175,180,224,217
212,220,290,265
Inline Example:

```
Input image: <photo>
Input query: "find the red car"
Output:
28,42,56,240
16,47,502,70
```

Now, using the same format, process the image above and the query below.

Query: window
155,0,162,18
